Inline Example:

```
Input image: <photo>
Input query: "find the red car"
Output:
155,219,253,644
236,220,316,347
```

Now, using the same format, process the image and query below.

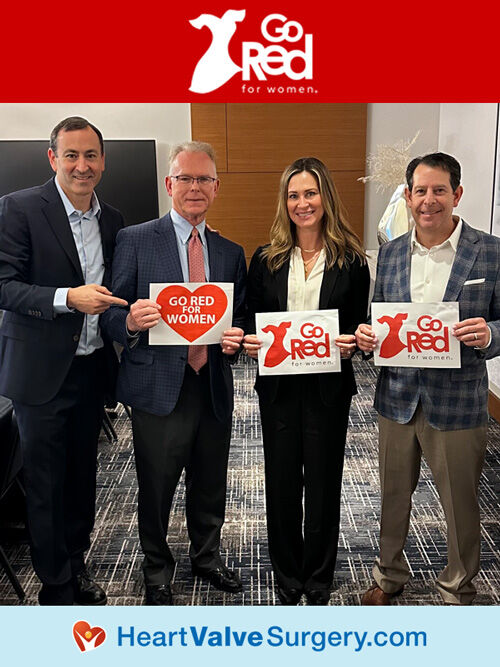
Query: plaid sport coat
372,221,500,430
100,213,247,420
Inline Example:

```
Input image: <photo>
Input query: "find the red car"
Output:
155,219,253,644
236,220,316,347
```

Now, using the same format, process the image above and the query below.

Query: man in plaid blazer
101,142,247,605
356,152,500,605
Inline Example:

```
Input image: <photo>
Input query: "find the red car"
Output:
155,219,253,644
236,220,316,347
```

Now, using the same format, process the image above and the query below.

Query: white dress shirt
287,247,326,312
410,217,490,348
410,218,462,303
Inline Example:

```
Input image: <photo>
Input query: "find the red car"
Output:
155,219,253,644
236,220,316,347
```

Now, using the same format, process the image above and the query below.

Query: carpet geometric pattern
1,356,499,605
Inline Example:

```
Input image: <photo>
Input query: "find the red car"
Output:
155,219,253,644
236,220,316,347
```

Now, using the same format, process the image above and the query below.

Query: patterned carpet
1,356,499,605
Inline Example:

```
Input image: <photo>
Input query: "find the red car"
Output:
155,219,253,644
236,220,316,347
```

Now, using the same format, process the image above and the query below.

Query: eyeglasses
170,175,217,187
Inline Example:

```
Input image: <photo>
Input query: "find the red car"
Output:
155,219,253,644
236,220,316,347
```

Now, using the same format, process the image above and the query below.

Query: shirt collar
411,216,462,253
54,177,101,219
170,208,207,246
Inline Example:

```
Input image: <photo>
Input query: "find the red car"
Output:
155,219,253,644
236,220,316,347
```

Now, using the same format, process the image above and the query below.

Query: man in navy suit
0,117,127,605
356,153,500,605
101,141,247,604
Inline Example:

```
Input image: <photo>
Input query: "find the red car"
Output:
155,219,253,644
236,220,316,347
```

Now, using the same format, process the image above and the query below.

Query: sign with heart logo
149,282,233,345
73,620,106,652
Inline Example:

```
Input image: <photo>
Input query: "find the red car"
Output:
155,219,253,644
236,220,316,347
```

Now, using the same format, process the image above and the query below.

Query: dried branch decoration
358,131,421,192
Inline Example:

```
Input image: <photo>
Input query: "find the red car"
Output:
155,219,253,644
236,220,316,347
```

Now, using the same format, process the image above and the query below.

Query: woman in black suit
243,157,369,605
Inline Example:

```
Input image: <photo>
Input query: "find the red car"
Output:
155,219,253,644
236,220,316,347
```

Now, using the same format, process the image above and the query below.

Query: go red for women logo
256,310,340,376
149,282,234,346
189,10,314,96
372,302,461,368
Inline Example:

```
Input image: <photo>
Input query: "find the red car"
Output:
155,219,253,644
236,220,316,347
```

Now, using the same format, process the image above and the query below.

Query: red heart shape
156,284,228,342
73,620,106,652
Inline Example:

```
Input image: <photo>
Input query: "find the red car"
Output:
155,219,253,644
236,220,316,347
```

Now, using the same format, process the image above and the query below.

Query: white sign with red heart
149,282,233,345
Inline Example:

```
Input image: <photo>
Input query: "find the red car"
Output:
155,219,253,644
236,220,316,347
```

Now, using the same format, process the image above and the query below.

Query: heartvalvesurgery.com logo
73,620,107,652
189,9,314,95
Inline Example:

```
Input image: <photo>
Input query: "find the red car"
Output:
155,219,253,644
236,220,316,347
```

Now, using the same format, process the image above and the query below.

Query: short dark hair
49,116,104,155
406,152,461,192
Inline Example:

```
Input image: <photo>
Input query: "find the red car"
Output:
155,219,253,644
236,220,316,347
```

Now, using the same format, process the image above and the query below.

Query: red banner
1,1,499,101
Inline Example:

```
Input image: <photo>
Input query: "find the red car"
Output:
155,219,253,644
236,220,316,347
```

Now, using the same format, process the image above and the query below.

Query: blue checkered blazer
100,213,247,419
372,221,500,430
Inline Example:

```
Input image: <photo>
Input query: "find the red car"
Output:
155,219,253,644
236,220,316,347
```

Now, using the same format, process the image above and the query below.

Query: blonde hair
261,157,366,272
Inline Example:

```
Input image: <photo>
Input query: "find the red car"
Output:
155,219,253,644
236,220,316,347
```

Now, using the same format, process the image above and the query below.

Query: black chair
0,396,26,600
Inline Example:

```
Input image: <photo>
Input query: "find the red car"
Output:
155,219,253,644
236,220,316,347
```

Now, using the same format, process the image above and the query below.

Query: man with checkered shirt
356,152,500,605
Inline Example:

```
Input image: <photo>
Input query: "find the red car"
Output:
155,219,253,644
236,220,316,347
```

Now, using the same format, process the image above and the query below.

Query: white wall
0,103,191,215
364,103,441,249
437,103,500,396
438,103,498,232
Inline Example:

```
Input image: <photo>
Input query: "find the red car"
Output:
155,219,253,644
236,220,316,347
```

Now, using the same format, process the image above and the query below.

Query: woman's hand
335,333,356,360
243,333,262,360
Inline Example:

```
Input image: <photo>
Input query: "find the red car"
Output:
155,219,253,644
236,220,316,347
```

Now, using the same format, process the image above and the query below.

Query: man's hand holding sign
356,308,491,359
125,282,242,355
359,303,462,368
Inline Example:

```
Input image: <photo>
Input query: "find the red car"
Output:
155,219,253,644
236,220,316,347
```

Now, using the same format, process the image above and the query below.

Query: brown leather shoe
361,583,404,606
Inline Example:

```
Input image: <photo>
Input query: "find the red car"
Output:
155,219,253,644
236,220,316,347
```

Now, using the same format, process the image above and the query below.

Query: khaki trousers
373,406,486,605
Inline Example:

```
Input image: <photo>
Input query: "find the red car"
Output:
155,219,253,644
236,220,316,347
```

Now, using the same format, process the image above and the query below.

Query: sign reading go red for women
149,283,233,345
256,310,340,376
371,302,461,368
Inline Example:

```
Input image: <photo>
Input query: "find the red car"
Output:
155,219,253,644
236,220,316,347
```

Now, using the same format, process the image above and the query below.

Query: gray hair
169,141,217,173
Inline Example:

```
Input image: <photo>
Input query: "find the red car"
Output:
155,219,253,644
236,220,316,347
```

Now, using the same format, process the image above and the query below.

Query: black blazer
0,178,124,405
246,246,370,406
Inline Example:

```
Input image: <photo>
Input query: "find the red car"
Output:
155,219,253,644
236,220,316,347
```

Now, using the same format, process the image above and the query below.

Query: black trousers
259,374,351,592
13,350,105,602
132,365,232,586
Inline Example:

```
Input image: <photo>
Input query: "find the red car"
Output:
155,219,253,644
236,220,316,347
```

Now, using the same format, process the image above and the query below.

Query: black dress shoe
145,584,173,605
192,564,242,593
277,586,302,605
38,582,74,606
73,568,107,605
305,589,331,605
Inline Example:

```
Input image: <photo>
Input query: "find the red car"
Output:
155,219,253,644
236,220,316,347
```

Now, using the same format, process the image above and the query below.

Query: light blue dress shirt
170,208,210,281
53,179,105,355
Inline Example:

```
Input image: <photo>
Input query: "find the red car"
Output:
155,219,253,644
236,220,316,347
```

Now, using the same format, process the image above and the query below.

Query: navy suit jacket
100,212,247,420
373,221,500,430
0,179,124,405
246,246,370,406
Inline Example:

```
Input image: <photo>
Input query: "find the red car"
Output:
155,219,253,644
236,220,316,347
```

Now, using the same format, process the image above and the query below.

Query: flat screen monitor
0,139,159,226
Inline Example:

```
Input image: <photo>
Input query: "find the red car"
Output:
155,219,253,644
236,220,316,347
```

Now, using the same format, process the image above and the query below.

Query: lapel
274,259,290,310
98,205,114,272
397,233,412,301
153,213,184,281
41,179,83,281
319,262,340,308
443,221,480,301
205,229,224,282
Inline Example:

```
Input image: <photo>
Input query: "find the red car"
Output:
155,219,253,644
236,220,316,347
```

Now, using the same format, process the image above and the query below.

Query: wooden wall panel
190,103,228,172
226,104,366,172
191,103,367,257
208,171,365,262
